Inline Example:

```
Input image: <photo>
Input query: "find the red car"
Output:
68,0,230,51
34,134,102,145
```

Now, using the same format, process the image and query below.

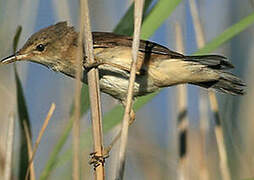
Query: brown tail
184,55,234,69
192,72,246,95
184,55,246,95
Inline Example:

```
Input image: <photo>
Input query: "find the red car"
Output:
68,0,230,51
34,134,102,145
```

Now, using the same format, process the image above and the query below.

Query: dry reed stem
189,0,231,179
25,103,55,180
115,0,144,179
23,121,36,180
175,22,189,180
52,0,71,21
81,0,105,179
4,113,15,180
188,1,209,179
209,92,231,180
0,147,5,177
72,3,84,178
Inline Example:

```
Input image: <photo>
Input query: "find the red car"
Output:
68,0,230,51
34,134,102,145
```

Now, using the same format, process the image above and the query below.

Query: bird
0,21,246,162
0,21,246,103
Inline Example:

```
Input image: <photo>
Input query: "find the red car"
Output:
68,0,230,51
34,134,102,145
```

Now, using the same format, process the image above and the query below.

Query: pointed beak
0,53,28,64
1,54,17,64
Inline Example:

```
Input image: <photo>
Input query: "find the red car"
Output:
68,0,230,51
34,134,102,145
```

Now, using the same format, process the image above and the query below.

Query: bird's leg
89,108,135,169
83,56,103,71
103,107,136,156
89,107,136,169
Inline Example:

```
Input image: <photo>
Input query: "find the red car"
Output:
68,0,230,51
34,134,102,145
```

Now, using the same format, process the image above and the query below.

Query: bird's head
1,21,78,69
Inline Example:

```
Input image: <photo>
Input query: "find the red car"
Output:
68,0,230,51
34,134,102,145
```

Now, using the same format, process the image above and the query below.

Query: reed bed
0,0,253,179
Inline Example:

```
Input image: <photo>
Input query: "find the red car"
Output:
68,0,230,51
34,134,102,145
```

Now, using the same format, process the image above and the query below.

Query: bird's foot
83,60,103,72
89,151,109,170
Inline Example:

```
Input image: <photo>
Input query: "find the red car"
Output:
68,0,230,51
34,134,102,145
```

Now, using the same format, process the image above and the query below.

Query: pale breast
94,47,147,73
97,65,159,100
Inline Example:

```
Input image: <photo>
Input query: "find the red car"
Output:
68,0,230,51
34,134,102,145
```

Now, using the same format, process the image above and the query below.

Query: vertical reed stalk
23,121,35,180
175,22,189,180
189,1,209,178
52,0,71,21
189,0,231,179
115,0,144,179
25,103,55,180
72,1,84,178
80,0,105,179
4,113,15,180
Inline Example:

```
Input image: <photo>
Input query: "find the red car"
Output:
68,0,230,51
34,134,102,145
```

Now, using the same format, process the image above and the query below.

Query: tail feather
193,72,246,95
183,54,245,95
184,55,234,70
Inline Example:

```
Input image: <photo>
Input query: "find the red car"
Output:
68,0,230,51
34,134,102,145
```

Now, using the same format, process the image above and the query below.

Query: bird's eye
36,44,45,52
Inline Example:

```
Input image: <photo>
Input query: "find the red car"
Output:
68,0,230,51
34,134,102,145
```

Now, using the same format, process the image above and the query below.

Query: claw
89,151,109,170
83,61,102,72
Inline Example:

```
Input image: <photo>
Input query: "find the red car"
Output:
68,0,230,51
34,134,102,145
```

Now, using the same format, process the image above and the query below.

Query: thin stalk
115,0,144,179
4,113,15,180
52,0,71,21
209,92,231,180
40,116,74,180
81,0,105,179
25,103,55,180
72,2,84,179
23,121,36,180
188,0,209,179
189,0,231,179
175,22,189,180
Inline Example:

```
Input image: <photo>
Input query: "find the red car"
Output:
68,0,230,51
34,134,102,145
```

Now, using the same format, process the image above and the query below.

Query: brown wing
92,32,184,59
